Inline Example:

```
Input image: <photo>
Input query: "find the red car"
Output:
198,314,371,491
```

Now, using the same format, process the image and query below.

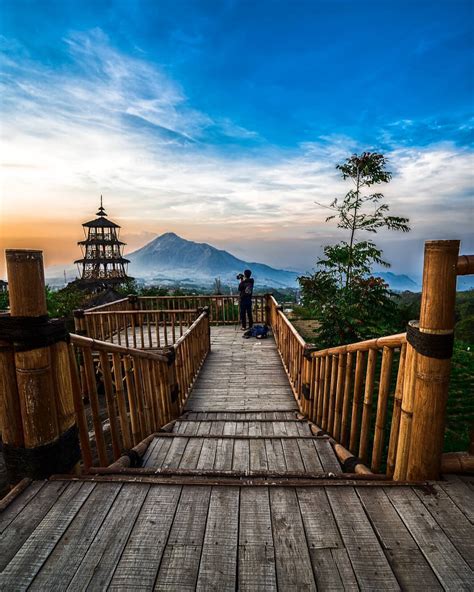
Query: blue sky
1,0,473,276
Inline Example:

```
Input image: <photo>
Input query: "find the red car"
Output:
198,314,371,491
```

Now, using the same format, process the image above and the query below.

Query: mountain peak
126,232,299,287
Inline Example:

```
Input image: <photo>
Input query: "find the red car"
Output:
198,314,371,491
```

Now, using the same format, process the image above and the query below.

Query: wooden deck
1,327,473,591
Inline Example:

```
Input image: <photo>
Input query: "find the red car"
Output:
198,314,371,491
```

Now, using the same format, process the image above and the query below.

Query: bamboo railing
77,308,199,348
267,240,474,480
69,309,210,469
268,295,408,474
82,294,267,327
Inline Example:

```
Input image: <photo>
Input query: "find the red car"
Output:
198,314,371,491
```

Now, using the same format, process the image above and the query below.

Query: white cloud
1,30,473,274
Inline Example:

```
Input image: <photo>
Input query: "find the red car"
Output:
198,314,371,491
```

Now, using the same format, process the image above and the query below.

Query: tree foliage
299,151,411,347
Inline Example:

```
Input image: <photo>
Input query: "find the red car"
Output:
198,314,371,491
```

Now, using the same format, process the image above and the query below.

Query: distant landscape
45,232,474,292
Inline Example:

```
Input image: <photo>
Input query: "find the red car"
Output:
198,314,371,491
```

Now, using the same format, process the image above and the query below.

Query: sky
0,0,473,279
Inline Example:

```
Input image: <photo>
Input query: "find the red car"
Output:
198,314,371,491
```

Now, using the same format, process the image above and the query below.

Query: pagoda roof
82,216,120,228
78,238,126,246
74,256,130,265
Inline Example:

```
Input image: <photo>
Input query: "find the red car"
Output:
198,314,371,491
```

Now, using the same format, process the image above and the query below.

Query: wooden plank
270,488,317,591
197,438,218,470
0,481,45,534
108,485,181,590
214,438,234,470
161,437,189,469
357,487,443,590
144,438,173,467
233,439,250,472
265,439,287,472
249,439,268,471
439,475,474,523
0,482,94,590
314,439,342,474
327,487,400,590
413,485,474,569
0,480,69,571
166,486,212,546
196,487,239,591
154,544,202,592
179,438,205,470
296,488,342,550
29,483,121,591
281,439,305,472
238,546,277,592
310,548,359,591
387,487,473,590
297,440,323,474
66,483,149,590
155,486,211,591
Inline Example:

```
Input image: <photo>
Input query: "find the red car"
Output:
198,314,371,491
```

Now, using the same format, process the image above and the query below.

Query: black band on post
406,321,454,359
123,449,142,468
3,425,81,481
0,315,69,352
341,455,364,473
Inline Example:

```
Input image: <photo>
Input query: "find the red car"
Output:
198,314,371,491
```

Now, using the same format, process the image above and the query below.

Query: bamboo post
406,240,460,480
1,250,80,481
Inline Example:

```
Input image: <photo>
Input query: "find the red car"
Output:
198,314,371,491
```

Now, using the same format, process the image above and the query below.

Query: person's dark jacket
238,278,254,299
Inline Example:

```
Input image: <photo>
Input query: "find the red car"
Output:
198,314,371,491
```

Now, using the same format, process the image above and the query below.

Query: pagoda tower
75,197,131,288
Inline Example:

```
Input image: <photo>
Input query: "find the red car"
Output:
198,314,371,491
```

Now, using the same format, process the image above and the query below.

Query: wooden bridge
0,241,473,590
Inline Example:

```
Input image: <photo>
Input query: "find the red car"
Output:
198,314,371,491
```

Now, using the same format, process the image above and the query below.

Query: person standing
238,269,254,330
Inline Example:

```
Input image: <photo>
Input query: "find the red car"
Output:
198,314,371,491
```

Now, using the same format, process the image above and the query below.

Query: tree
299,151,410,347
213,277,223,295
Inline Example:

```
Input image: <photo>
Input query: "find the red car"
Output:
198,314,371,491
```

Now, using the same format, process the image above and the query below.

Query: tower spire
96,194,107,217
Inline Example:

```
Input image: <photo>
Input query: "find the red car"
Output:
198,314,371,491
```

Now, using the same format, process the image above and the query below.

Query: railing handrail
69,333,170,362
136,294,269,299
84,308,199,316
310,332,407,357
83,297,129,312
173,310,209,348
276,308,307,347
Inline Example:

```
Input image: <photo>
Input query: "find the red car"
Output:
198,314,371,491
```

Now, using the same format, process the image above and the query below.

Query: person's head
244,269,252,278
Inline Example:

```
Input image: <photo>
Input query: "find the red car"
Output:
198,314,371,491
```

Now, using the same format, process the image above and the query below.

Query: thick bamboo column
2,250,80,481
406,240,459,481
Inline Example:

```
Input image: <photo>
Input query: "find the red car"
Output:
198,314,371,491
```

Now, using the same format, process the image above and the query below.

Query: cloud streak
1,29,473,277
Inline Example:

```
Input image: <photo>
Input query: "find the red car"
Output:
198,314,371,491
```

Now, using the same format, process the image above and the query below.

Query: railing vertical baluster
112,352,132,450
68,343,92,470
371,346,394,472
333,353,347,441
349,350,366,452
340,352,353,447
99,350,121,460
386,343,407,478
358,348,377,463
321,355,332,430
83,348,108,466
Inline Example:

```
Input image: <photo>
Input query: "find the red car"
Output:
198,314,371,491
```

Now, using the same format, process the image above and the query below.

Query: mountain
126,232,300,288
374,272,420,292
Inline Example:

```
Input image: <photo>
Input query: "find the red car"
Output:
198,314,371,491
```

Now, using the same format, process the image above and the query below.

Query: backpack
243,324,269,339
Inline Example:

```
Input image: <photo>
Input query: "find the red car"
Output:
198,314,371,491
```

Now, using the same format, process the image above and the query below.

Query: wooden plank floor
1,477,473,590
185,326,298,412
1,327,473,590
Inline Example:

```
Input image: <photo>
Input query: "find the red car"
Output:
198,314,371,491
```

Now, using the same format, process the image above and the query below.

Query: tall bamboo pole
406,240,460,480
3,250,79,481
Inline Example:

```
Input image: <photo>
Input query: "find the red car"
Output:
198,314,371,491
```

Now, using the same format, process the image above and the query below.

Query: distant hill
126,232,300,288
375,272,420,292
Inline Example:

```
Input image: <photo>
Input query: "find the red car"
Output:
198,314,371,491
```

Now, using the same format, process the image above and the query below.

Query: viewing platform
0,242,473,590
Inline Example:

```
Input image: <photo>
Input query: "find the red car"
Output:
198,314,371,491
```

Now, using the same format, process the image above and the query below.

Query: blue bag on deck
243,324,269,339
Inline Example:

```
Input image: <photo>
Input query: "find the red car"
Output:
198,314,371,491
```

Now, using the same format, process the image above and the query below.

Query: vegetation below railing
69,309,210,468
